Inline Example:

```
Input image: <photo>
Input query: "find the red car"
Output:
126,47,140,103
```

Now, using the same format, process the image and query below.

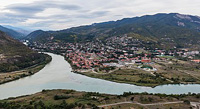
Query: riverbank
73,69,171,87
66,57,172,87
65,55,200,87
1,53,200,100
0,89,199,109
0,54,52,85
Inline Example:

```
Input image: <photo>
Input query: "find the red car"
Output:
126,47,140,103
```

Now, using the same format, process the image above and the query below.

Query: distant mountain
0,25,25,39
3,25,31,36
0,31,48,72
26,30,51,42
28,13,200,49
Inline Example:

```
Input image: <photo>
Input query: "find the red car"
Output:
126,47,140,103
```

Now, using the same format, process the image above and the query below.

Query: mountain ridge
3,25,31,36
27,13,200,49
0,25,25,39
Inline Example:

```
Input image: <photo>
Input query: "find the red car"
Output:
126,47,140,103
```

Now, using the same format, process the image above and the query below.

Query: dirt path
98,101,184,107
191,102,200,109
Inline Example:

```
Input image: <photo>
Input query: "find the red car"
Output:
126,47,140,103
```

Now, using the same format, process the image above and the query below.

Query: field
74,58,200,87
76,68,171,87
153,59,200,84
0,89,199,109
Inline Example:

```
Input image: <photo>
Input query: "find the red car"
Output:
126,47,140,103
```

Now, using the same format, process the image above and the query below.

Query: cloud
3,0,81,19
92,11,109,16
0,0,200,30
0,13,26,23
5,1,81,14
6,4,44,14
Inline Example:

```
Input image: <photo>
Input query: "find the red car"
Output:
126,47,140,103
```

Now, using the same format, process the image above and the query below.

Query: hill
26,30,51,42
28,13,200,49
3,25,31,36
0,89,199,109
0,25,25,39
0,31,50,73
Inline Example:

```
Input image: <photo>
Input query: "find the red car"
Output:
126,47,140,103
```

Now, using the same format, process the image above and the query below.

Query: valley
1,12,200,109
30,33,200,87
25,13,200,87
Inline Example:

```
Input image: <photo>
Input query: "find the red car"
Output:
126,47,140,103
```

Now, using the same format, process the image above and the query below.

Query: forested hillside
0,31,50,72
28,13,200,49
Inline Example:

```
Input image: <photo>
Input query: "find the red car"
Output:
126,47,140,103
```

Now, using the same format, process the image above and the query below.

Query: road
98,101,183,108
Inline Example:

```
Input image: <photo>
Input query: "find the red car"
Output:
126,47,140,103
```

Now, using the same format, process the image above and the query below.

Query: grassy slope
75,69,170,87
0,89,199,109
153,59,200,84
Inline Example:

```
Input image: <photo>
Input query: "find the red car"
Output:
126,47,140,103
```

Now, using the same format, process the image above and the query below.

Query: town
30,35,200,75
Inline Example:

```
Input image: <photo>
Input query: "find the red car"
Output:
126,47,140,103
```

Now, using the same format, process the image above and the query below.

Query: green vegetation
0,25,24,39
0,54,52,84
0,29,52,84
28,13,200,50
154,59,200,84
75,69,171,87
141,65,153,69
72,57,200,87
0,89,199,109
156,55,175,59
0,53,50,73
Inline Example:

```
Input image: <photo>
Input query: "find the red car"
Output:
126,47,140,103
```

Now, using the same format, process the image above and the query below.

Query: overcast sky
0,0,200,30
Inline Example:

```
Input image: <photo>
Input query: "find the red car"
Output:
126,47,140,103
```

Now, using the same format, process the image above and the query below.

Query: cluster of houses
177,49,199,58
30,35,200,71
66,51,101,69
65,47,170,70
191,60,200,63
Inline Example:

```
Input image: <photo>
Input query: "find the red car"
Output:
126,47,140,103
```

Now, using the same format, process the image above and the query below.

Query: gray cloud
0,0,200,30
6,1,81,14
92,11,109,16
6,4,44,14
3,0,81,21
75,11,110,19
0,13,26,23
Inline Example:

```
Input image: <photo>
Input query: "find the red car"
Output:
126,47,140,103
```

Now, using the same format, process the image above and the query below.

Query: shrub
54,95,70,100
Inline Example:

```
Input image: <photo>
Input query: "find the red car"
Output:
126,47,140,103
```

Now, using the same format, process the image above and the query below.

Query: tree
104,97,110,100
184,100,190,105
130,97,135,101
60,100,68,108
70,35,77,43
38,100,45,109
148,97,153,102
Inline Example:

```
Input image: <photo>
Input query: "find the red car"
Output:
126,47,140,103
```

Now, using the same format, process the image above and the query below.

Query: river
0,53,200,100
